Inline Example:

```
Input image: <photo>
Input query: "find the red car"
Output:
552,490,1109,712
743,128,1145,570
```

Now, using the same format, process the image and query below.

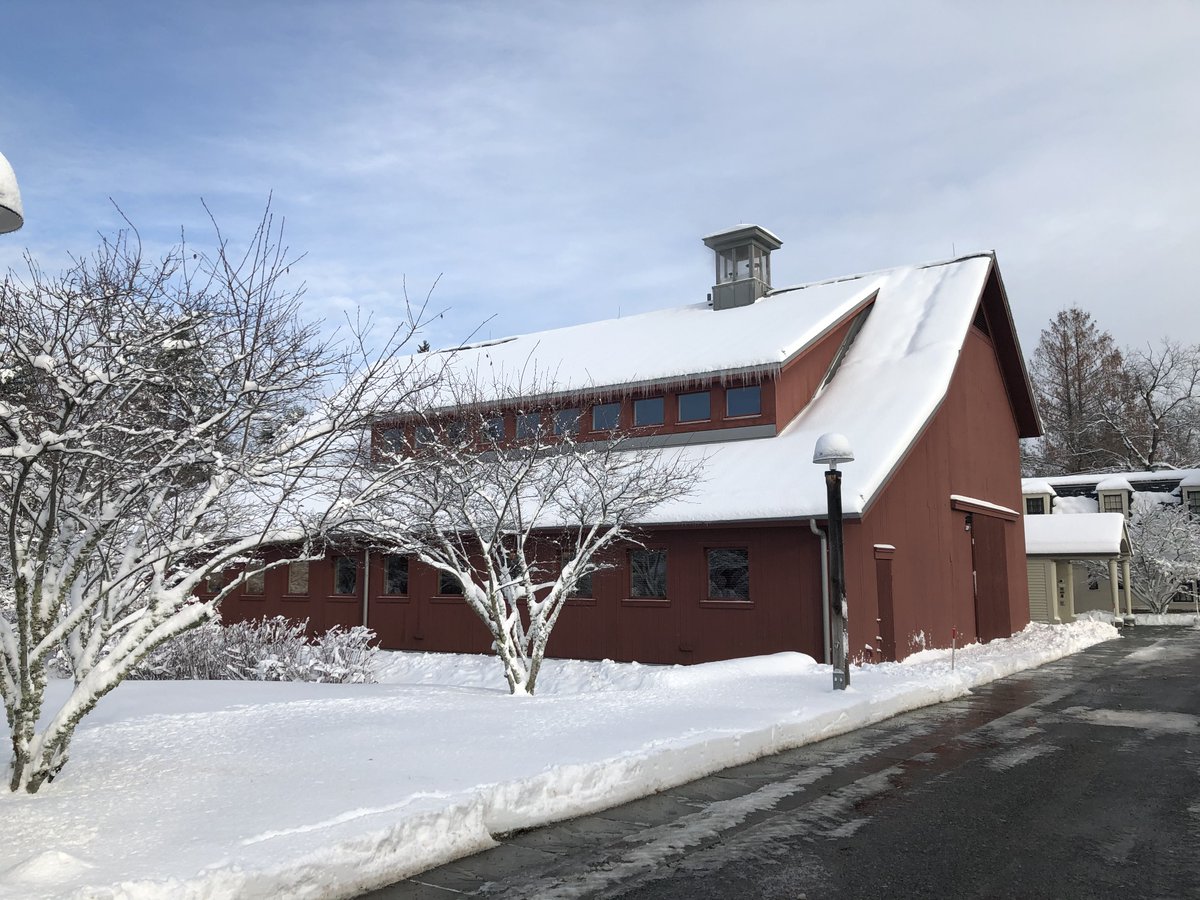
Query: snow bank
0,620,1115,900
1129,613,1200,626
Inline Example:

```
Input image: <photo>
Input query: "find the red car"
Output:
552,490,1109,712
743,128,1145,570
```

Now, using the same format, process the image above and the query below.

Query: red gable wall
841,321,1030,659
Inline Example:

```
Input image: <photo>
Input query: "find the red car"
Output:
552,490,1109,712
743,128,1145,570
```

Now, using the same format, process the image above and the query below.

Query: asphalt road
363,626,1200,900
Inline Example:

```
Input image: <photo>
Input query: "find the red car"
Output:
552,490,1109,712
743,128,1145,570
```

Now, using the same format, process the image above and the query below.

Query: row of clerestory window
378,384,764,451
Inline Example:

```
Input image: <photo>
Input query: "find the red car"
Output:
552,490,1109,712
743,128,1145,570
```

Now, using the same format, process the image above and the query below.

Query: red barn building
220,226,1041,665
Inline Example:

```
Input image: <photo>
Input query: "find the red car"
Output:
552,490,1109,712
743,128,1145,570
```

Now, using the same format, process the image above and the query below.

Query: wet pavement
361,626,1200,899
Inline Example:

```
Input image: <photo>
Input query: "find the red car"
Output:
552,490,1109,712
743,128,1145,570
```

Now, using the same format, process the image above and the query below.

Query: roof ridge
769,251,995,297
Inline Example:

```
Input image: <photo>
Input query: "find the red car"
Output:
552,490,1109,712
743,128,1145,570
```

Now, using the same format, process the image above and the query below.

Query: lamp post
814,432,853,690
0,150,24,234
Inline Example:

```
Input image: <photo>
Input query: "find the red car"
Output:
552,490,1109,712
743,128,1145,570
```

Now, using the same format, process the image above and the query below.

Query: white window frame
1098,491,1128,516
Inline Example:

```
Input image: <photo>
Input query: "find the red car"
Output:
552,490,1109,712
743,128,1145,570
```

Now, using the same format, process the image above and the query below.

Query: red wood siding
219,526,827,665
775,308,865,428
846,323,1030,660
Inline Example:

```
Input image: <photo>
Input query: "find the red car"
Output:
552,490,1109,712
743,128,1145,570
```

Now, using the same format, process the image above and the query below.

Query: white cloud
0,0,1197,358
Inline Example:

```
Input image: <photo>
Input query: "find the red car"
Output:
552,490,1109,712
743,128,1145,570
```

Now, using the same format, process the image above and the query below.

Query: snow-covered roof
1095,475,1134,492
701,222,782,244
1021,478,1057,496
950,494,1019,518
1054,495,1099,515
1034,469,1200,490
405,254,1004,522
407,271,885,405
1024,513,1128,558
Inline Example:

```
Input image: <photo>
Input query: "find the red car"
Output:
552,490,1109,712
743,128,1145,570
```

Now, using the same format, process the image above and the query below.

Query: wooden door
971,514,1011,643
875,555,897,661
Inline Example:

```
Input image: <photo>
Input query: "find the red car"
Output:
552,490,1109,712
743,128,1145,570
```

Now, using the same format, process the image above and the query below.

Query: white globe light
0,151,24,234
813,432,854,467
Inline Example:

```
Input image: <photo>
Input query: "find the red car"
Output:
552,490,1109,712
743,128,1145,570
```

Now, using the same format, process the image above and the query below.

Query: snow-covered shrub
306,625,379,684
131,617,378,683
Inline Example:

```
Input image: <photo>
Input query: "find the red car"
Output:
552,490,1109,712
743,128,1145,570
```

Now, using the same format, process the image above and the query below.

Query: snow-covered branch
0,204,439,793
1126,495,1200,614
342,374,703,695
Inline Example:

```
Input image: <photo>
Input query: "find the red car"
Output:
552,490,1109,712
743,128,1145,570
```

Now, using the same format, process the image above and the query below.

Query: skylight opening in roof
820,298,876,390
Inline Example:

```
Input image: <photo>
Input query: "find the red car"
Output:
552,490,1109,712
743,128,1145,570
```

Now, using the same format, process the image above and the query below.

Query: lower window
243,567,265,595
563,552,593,598
438,571,464,596
630,549,667,598
385,555,409,595
287,561,310,595
707,548,749,600
334,557,358,595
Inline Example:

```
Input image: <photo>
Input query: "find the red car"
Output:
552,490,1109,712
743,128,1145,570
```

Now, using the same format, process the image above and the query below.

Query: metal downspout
362,548,370,628
810,518,831,664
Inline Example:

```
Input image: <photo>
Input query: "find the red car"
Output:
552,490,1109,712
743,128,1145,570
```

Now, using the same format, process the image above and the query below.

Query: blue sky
1,1,1197,355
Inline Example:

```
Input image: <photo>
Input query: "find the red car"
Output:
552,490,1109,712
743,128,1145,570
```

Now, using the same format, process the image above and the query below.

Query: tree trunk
8,697,71,794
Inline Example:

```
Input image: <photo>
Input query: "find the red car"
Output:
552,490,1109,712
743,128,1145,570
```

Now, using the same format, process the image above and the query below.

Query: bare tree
1025,308,1124,474
1099,341,1200,471
1126,495,1200,614
0,206,435,793
351,378,702,695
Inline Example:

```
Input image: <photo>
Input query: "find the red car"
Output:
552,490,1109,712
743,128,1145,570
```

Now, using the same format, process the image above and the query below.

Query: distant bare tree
1025,308,1124,474
1100,341,1200,471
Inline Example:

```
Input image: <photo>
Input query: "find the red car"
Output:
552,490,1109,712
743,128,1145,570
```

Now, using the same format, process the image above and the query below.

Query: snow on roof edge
1024,512,1127,557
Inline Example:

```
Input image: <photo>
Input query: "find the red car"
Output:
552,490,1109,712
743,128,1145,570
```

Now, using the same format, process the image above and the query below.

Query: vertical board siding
855,296,1030,659
1027,560,1050,623
219,525,827,665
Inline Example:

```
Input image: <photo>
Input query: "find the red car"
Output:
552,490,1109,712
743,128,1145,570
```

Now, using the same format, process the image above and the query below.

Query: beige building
1021,469,1200,620
1024,512,1132,624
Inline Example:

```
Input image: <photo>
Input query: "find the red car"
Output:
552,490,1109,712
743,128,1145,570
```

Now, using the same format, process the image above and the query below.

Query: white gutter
809,518,831,664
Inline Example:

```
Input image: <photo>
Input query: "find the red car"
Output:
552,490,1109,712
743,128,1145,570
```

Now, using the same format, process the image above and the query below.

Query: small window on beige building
1101,493,1126,514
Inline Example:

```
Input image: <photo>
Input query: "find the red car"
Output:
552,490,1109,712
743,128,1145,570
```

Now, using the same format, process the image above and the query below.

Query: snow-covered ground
1,620,1116,900
1075,608,1200,626
1131,612,1200,626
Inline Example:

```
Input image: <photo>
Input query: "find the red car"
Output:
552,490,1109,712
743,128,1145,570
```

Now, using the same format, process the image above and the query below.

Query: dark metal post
825,467,849,689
